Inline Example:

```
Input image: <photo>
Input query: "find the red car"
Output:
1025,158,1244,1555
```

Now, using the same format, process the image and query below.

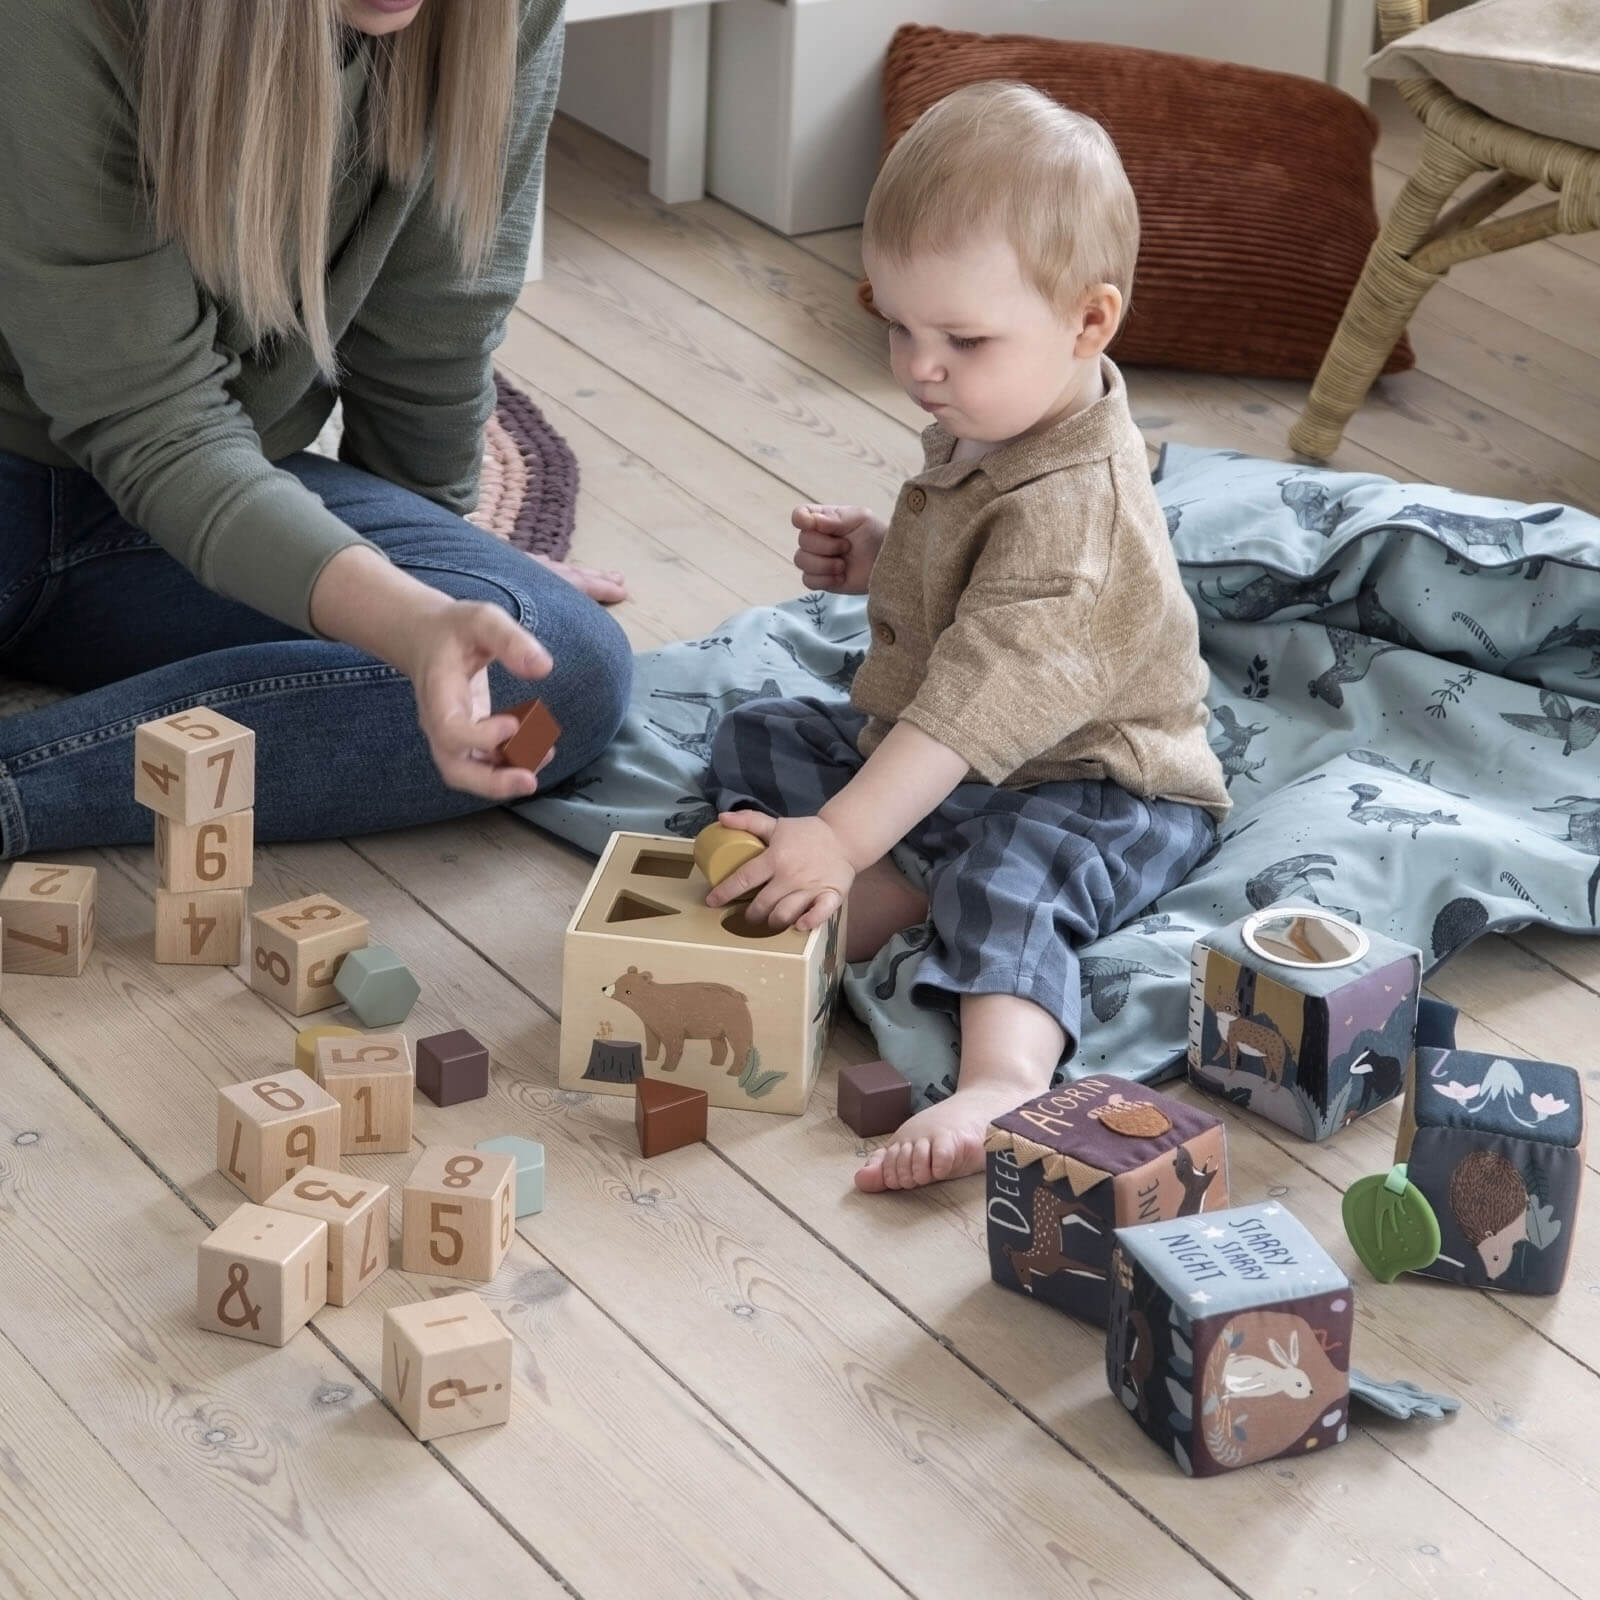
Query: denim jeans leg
0,449,632,855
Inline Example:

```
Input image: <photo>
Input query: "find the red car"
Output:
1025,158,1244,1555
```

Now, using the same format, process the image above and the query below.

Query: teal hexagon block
476,1135,545,1216
333,944,420,1027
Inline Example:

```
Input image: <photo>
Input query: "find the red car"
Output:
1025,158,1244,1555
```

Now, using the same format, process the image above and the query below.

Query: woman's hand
309,543,556,800
792,504,887,595
703,810,855,932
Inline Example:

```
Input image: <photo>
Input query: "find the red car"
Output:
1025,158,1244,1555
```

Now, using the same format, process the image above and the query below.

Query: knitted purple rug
468,373,578,562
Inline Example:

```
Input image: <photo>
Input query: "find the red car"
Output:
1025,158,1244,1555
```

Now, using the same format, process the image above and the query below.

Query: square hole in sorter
606,891,680,924
631,849,695,880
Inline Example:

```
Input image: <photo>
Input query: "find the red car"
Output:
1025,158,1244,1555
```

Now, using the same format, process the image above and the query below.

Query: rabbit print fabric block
985,1075,1228,1327
1107,1202,1354,1476
1188,904,1421,1141
1397,1047,1585,1295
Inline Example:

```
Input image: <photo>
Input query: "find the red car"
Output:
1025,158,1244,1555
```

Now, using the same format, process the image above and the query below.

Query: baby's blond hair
864,82,1138,313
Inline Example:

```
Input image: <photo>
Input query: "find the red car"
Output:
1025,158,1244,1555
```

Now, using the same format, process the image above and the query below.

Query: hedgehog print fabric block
1188,904,1421,1141
1397,1047,1585,1294
1106,1202,1354,1476
984,1076,1229,1327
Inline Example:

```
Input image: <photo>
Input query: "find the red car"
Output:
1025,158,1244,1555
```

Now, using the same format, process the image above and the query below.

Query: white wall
558,12,655,157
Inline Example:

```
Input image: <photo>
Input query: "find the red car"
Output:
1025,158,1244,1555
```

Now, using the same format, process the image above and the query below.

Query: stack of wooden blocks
135,706,257,966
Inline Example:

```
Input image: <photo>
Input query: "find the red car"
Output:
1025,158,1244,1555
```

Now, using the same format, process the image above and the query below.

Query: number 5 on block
401,1147,516,1283
134,707,255,824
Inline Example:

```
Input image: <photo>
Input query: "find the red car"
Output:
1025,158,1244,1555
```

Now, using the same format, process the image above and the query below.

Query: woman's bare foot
854,1085,1029,1191
531,553,629,604
845,855,928,963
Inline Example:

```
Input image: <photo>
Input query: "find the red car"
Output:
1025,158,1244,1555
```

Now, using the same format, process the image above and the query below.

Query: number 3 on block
134,707,256,824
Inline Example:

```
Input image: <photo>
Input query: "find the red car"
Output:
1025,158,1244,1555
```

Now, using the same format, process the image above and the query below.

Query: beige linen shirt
850,359,1230,818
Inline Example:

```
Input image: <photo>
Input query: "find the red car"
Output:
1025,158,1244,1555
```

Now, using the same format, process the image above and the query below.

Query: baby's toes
887,1139,918,1190
854,1149,891,1194
907,1137,936,1187
929,1130,962,1181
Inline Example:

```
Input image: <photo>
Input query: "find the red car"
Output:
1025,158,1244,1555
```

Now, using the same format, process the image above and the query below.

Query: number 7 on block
134,708,256,825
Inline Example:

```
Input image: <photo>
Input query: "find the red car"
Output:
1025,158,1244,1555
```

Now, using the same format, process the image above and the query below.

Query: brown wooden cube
400,1146,516,1283
635,1077,708,1157
154,887,244,966
249,894,368,1015
155,809,254,892
216,1070,342,1203
495,698,561,772
314,1031,414,1155
382,1291,512,1441
837,1060,912,1138
415,1028,490,1107
264,1166,390,1307
134,707,255,824
0,861,96,976
196,1202,327,1346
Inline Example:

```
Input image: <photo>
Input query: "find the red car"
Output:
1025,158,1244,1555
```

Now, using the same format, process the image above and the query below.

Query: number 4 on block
154,888,245,966
134,707,255,825
0,862,97,977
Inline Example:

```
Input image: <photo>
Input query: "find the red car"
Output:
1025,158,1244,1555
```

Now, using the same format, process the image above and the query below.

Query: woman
0,0,632,857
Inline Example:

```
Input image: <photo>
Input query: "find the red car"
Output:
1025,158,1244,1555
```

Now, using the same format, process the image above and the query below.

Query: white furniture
708,0,1380,235
527,0,720,280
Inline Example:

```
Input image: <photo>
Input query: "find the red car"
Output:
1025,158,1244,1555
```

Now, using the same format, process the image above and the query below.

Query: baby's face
863,234,1112,449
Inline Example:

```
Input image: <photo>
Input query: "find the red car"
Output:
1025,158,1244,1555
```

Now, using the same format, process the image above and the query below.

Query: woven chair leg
1291,142,1479,459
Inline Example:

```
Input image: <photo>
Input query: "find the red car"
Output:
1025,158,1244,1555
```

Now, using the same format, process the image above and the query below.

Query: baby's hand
792,504,886,595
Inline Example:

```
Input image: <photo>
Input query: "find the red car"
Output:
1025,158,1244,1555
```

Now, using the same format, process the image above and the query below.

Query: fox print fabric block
985,1076,1228,1327
1106,1202,1354,1476
1397,1047,1585,1295
1188,903,1421,1140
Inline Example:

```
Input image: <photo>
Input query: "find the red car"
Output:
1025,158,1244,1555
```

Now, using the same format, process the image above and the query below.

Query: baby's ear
1073,283,1124,358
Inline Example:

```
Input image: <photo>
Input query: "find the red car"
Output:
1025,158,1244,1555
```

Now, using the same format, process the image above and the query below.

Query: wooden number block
249,894,369,1015
134,707,256,824
0,862,96,976
495,697,561,772
196,1202,327,1346
382,1291,512,1441
216,1071,342,1203
401,1146,516,1283
314,1031,414,1155
154,809,254,892
294,1023,361,1078
154,888,244,966
264,1166,390,1306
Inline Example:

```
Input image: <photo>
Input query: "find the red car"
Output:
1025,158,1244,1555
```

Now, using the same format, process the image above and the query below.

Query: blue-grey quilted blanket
516,444,1600,1105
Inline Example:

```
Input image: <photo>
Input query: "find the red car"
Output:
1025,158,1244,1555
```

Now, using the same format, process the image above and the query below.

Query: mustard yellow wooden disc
693,822,767,887
294,1023,362,1081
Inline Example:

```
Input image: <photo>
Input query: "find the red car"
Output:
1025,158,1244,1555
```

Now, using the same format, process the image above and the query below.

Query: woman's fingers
467,601,552,681
429,741,540,800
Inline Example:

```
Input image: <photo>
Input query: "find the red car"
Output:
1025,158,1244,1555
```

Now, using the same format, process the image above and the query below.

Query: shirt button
875,621,896,646
905,487,927,514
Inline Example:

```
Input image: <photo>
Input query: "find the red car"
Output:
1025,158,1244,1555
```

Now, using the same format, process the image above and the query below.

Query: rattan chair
1290,0,1600,459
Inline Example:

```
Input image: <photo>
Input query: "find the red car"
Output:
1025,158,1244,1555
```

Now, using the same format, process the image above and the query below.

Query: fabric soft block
985,1075,1228,1327
1397,1046,1585,1295
1106,1202,1353,1476
1188,904,1421,1140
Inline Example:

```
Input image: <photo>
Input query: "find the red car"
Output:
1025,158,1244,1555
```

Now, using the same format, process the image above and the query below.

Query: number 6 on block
401,1147,517,1283
134,707,256,825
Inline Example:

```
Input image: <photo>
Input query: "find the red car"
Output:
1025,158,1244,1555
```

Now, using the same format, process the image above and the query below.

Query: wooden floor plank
0,1328,231,1600
0,1019,558,1600
354,809,1584,1600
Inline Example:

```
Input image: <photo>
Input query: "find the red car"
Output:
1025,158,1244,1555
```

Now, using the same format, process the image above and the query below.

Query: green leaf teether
1342,1164,1442,1283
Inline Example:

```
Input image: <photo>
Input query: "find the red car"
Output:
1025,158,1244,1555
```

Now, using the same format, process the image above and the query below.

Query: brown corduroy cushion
861,24,1412,381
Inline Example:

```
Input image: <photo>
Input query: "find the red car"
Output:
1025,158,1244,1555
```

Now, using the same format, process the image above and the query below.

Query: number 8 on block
134,708,256,825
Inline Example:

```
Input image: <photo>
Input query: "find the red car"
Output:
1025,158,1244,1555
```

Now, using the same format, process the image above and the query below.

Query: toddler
705,82,1230,1191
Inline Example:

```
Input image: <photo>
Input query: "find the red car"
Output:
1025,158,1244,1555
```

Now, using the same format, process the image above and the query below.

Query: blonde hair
107,0,519,380
864,82,1139,313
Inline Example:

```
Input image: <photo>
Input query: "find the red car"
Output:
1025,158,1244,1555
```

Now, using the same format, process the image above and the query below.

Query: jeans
0,446,634,856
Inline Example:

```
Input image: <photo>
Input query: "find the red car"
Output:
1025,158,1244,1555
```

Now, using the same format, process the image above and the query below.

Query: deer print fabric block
1188,904,1421,1140
1397,1047,1585,1295
1106,1202,1353,1477
985,1076,1229,1327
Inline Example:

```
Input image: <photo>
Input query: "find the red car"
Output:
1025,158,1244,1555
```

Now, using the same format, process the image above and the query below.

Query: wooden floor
4,90,1599,1600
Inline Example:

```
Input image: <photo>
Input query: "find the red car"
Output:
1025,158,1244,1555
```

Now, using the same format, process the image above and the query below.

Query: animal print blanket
516,444,1600,1104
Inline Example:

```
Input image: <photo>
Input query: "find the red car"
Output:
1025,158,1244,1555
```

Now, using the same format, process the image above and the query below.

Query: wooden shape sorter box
134,708,256,825
0,861,96,976
216,1071,342,1204
249,894,369,1015
314,1031,414,1156
559,832,847,1116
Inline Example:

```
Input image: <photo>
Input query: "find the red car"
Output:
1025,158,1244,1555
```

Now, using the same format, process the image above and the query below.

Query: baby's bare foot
854,1085,1032,1192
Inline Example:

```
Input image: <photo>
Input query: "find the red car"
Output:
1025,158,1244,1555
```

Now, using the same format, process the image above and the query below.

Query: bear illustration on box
1188,905,1420,1140
560,832,845,1116
985,1075,1229,1326
1106,1202,1354,1476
